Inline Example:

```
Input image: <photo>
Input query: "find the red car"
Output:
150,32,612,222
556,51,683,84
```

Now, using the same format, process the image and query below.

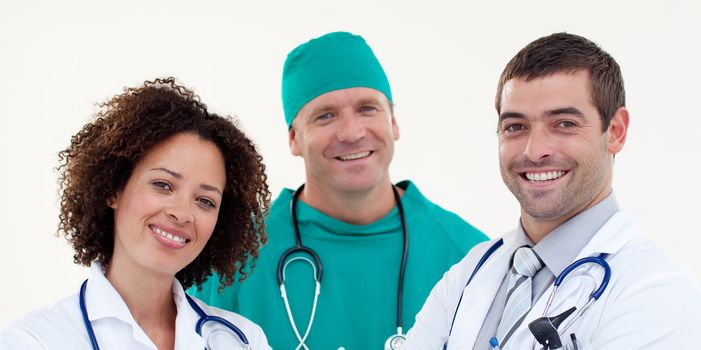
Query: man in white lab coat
404,32,701,349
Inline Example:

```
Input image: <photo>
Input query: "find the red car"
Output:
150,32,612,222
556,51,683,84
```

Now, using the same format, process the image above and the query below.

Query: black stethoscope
276,184,409,350
443,239,611,350
79,279,251,350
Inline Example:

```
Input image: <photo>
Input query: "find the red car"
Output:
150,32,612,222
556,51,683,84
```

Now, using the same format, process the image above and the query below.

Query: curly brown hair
58,77,270,289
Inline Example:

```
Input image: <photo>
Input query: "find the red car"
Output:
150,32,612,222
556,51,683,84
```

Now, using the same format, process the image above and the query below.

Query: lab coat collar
449,209,641,349
448,230,522,349
85,262,155,346
533,193,620,277
577,208,641,257
172,278,207,348
85,262,205,348
502,209,642,349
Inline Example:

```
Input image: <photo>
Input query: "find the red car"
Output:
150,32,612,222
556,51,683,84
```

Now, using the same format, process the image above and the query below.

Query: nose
164,199,194,225
523,127,554,162
336,113,365,143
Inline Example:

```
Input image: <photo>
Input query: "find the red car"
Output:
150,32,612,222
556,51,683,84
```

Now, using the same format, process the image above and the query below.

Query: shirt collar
85,262,205,348
289,181,424,237
85,262,137,323
172,278,206,347
85,262,154,346
517,192,619,277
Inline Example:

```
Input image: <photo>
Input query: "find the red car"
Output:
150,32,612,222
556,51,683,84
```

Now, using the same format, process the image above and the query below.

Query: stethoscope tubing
553,255,610,299
445,238,504,342
185,294,250,345
79,279,249,350
444,239,612,349
79,280,100,350
280,183,409,340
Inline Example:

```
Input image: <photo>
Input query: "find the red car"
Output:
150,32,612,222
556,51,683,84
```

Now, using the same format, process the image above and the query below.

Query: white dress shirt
1,263,271,349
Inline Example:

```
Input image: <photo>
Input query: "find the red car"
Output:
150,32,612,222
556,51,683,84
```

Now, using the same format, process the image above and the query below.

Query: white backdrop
1,0,699,327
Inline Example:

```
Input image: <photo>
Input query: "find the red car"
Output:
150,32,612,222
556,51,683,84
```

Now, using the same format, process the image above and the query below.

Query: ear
289,125,302,156
107,192,120,209
607,106,629,155
391,114,400,141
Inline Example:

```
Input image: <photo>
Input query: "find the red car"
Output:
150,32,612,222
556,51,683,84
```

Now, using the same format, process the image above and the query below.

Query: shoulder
436,238,502,289
268,188,294,220
399,180,489,248
264,188,295,235
596,219,701,322
610,234,700,295
586,224,701,346
1,294,87,348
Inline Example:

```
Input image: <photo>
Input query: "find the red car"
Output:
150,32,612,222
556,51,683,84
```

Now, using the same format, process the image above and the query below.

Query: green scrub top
189,180,488,349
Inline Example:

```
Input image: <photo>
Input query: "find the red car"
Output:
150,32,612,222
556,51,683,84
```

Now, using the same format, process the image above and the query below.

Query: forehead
137,133,225,181
297,87,388,116
500,70,595,116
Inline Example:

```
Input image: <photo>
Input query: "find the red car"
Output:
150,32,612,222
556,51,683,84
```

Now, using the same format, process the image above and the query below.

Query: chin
338,179,381,193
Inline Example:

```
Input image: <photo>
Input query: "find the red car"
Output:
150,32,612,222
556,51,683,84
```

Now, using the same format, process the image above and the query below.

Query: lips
149,224,190,248
335,150,372,161
524,170,567,182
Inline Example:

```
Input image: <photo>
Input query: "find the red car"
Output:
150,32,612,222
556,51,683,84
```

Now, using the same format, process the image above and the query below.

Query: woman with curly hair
1,78,272,349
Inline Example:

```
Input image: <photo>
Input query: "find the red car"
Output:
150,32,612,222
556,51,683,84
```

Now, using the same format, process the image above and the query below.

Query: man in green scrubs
190,31,488,349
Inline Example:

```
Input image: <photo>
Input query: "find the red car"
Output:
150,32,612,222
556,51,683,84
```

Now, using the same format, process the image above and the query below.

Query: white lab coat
405,209,701,349
0,263,271,350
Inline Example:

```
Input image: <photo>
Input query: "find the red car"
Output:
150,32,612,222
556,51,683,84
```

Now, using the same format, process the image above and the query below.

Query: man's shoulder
268,188,295,218
612,233,696,286
400,180,489,248
400,180,469,225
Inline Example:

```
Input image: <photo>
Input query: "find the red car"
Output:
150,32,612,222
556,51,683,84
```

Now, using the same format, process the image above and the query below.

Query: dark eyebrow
499,111,525,122
151,168,223,195
200,184,223,195
151,167,182,178
499,107,585,122
547,107,585,118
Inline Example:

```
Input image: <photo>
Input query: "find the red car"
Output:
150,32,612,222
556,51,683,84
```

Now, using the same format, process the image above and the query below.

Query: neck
520,216,564,244
300,182,401,225
105,257,176,349
521,188,612,244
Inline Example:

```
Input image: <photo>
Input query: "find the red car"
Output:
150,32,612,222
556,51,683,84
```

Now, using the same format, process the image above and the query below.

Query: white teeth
338,151,371,161
525,171,565,182
152,226,186,243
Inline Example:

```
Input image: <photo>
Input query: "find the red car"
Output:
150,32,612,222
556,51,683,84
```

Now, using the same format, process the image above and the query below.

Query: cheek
114,192,150,226
498,141,515,164
197,212,220,240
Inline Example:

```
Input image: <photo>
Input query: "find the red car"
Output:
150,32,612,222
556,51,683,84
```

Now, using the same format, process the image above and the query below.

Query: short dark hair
495,32,625,131
58,78,271,289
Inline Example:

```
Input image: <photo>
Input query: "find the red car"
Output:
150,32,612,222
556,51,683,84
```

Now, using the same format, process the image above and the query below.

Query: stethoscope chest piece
206,328,252,349
384,329,406,350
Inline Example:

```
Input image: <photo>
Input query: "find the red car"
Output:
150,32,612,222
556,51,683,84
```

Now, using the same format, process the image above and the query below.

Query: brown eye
504,124,525,132
152,181,172,191
197,197,216,209
557,120,577,128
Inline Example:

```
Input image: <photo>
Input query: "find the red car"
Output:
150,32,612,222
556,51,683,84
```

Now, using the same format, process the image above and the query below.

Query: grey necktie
495,246,544,347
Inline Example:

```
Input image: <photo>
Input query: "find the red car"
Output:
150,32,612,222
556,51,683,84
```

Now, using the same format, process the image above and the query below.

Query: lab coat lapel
173,280,207,349
448,232,520,350
503,209,641,349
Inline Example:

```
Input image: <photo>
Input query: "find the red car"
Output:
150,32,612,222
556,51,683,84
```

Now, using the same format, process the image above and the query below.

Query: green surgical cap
282,31,393,128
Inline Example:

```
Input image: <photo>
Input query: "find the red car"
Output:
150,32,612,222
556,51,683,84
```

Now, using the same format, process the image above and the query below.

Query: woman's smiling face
108,132,226,278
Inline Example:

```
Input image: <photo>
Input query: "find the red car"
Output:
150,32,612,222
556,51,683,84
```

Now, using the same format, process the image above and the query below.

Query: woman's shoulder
1,294,87,348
